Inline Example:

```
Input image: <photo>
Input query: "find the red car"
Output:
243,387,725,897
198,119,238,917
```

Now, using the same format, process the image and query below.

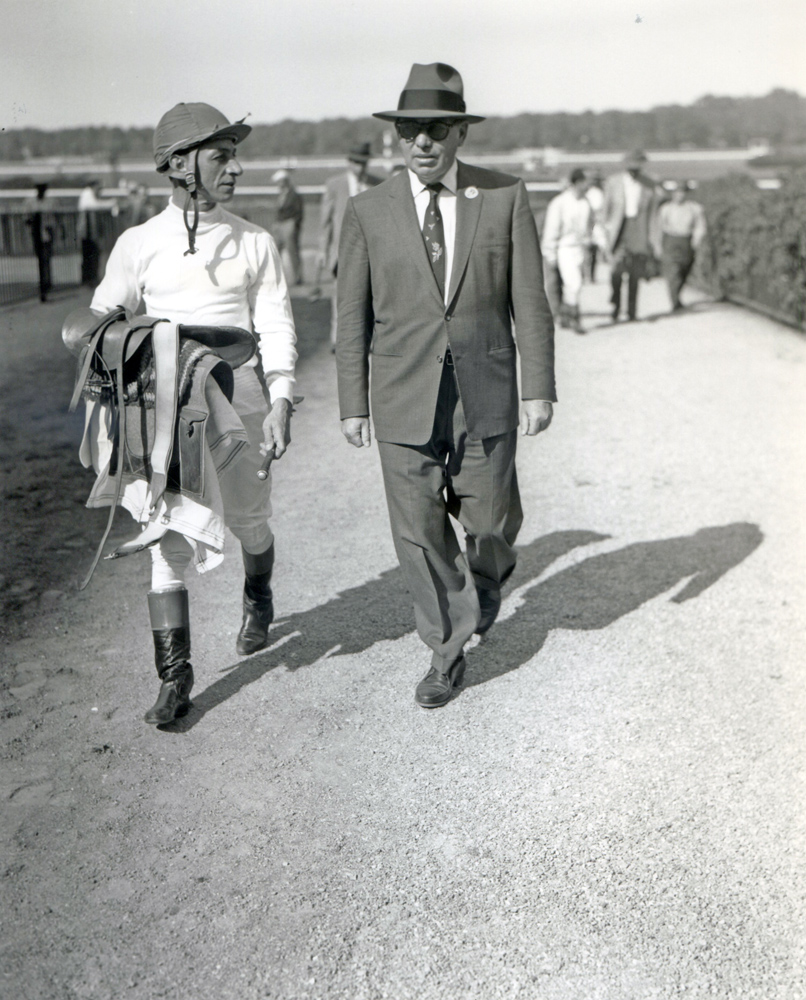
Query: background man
64,103,297,726
272,168,304,286
584,171,606,282
319,141,381,347
602,149,658,322
541,168,593,334
336,62,555,709
658,180,707,311
77,179,118,286
25,182,57,302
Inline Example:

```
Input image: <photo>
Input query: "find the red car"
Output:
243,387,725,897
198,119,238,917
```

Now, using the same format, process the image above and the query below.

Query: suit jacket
602,171,658,254
320,170,383,274
335,161,556,446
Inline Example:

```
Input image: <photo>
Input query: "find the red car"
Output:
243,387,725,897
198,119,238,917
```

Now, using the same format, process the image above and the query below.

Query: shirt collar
407,159,459,198
167,199,225,230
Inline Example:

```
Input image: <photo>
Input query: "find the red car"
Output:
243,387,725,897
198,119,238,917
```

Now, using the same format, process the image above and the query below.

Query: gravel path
2,276,805,1000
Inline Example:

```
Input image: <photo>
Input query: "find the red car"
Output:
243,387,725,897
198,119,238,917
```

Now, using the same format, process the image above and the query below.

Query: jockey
63,103,298,726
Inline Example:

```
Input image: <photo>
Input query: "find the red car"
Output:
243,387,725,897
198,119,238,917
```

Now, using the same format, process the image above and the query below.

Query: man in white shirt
336,63,555,708
319,143,382,347
77,180,119,286
63,103,298,726
584,172,606,282
602,149,659,321
541,169,593,333
658,180,707,311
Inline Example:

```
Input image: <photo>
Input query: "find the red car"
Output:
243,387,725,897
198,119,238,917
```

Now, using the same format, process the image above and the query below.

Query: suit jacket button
437,355,443,363
445,313,452,321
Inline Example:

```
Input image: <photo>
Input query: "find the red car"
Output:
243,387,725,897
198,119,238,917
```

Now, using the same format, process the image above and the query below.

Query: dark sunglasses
395,120,455,142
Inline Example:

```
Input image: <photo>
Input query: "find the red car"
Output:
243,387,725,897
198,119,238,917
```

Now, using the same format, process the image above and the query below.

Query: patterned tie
422,183,445,296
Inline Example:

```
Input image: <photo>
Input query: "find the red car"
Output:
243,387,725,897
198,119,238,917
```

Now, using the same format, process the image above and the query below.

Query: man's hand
341,417,371,448
262,398,292,459
520,400,553,436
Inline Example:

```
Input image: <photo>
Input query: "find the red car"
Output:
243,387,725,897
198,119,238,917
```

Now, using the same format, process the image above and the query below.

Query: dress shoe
414,656,465,709
611,306,620,322
476,588,502,634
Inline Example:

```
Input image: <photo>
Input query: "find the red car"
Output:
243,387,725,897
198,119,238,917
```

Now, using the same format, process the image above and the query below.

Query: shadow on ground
586,299,723,331
171,522,762,730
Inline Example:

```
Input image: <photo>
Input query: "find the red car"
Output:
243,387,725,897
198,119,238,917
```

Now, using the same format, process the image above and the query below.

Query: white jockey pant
557,245,586,307
149,366,275,591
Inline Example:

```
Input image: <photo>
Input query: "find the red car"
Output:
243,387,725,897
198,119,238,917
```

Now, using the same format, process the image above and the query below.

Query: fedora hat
623,148,648,167
374,62,485,123
347,141,372,163
154,103,251,172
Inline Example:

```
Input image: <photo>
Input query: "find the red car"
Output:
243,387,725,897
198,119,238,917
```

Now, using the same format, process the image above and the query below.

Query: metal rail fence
0,207,127,307
0,183,561,307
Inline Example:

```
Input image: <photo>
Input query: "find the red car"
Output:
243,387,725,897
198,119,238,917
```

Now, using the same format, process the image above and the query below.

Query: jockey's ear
168,151,188,179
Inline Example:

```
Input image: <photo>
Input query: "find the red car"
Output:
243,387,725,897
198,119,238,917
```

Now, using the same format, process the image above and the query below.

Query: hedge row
694,170,806,329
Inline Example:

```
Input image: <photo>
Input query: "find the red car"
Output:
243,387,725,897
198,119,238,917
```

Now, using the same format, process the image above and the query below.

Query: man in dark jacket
336,63,555,708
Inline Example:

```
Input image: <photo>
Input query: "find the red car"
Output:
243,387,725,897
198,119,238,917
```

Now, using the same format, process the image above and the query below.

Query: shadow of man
169,529,601,730
467,522,763,687
168,522,761,730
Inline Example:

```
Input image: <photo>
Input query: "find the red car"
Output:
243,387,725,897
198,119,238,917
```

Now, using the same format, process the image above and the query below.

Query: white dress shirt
347,170,373,198
622,173,644,218
408,161,459,304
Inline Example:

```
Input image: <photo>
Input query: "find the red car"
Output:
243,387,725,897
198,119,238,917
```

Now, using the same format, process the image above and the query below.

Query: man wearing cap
602,149,659,322
319,142,382,348
64,102,297,726
336,63,555,708
272,169,304,286
541,168,593,334
657,180,707,312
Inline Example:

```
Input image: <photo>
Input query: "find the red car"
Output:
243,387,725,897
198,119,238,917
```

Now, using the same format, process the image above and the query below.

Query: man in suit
336,62,556,708
319,142,382,347
602,149,659,321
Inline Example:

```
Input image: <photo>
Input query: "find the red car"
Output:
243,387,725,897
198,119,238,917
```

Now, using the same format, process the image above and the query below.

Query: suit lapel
447,161,482,307
387,171,444,306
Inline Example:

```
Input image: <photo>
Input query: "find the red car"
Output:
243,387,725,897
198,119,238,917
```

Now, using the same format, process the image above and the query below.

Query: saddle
65,307,257,588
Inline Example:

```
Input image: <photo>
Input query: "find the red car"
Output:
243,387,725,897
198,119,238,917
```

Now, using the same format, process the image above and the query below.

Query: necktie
422,183,445,296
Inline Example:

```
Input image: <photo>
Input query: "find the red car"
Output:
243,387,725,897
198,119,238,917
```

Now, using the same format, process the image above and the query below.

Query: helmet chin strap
182,148,200,256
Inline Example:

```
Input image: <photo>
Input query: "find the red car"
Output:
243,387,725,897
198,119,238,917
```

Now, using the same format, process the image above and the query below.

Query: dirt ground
2,277,806,1000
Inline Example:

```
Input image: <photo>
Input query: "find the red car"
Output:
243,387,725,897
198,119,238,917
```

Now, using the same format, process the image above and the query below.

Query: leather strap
78,322,137,590
147,321,180,511
68,306,127,413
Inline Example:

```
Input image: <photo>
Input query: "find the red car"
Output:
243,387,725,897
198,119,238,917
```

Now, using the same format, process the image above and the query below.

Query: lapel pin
465,186,479,199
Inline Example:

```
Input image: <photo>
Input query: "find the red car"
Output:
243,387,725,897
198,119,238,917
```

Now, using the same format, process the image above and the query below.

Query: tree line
1,90,804,162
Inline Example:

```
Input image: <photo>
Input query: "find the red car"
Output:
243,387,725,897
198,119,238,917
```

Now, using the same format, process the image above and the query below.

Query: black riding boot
144,588,194,725
236,544,275,656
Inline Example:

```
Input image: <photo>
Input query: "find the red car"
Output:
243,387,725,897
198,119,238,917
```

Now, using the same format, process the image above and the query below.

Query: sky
1,0,804,130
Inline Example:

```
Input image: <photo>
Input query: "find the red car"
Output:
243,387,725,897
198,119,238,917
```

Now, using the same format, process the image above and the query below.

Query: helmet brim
156,121,252,172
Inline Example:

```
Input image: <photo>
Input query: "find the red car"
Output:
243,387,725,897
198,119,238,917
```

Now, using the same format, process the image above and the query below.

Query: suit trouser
661,234,694,309
377,361,522,671
610,250,648,319
274,218,302,286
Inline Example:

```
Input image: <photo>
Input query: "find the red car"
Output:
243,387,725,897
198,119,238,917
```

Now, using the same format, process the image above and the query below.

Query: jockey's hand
262,398,291,459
